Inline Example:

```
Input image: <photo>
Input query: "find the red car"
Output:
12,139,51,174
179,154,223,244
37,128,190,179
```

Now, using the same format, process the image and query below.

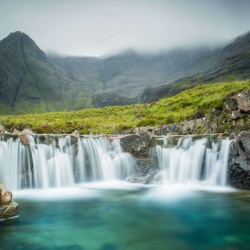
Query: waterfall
0,134,232,190
156,137,231,186
0,135,134,190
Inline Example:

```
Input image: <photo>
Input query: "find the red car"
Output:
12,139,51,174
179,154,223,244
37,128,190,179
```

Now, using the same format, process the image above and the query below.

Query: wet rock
13,129,21,135
0,191,12,205
20,129,34,135
0,182,12,205
0,182,19,220
70,130,80,138
0,122,5,134
0,201,19,220
120,133,150,153
126,175,149,184
229,132,250,189
19,129,34,145
240,132,250,154
19,134,30,145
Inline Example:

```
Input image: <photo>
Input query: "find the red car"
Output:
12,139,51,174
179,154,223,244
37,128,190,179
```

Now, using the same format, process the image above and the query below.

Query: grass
1,80,250,134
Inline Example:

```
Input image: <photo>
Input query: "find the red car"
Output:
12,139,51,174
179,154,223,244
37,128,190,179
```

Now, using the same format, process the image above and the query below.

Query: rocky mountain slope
138,31,250,103
0,32,91,114
50,48,210,97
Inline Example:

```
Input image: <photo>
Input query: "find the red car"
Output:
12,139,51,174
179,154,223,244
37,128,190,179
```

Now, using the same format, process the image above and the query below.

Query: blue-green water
1,183,250,250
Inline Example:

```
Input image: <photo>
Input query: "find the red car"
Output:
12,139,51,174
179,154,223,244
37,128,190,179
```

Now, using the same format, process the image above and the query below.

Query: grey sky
0,0,249,56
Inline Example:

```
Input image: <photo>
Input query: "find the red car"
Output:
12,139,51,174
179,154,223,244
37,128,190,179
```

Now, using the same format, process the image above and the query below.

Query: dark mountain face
0,32,91,114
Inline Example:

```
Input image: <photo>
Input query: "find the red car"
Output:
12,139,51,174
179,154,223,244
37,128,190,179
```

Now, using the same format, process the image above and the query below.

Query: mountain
0,31,249,114
138,31,250,103
0,32,91,114
50,48,211,98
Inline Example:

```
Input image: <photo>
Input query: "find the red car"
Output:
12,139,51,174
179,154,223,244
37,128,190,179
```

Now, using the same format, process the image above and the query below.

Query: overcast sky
0,0,249,56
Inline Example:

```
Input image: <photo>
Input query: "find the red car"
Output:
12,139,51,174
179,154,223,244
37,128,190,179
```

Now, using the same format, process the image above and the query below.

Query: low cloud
0,0,250,56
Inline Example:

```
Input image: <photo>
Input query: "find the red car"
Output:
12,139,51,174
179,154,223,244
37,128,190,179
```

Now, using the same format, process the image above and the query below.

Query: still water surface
0,182,250,250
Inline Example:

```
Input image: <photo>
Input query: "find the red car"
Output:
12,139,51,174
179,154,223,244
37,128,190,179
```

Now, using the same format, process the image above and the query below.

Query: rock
20,129,34,135
229,132,250,189
120,133,150,153
19,129,34,145
13,129,21,135
70,130,80,138
19,134,30,145
126,175,149,184
212,108,222,116
0,182,19,220
0,201,19,220
231,110,241,119
0,191,12,205
0,122,5,134
223,97,238,113
240,133,250,154
235,90,250,112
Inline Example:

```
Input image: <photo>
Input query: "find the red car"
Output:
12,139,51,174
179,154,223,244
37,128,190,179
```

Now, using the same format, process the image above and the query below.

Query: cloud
0,0,250,56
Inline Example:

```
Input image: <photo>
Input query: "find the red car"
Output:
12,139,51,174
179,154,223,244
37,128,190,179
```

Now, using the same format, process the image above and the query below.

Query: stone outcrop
0,182,19,220
228,132,250,189
120,133,154,176
0,122,5,134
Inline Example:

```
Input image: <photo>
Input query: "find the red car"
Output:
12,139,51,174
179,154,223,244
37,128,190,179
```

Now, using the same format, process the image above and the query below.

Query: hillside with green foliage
1,80,249,134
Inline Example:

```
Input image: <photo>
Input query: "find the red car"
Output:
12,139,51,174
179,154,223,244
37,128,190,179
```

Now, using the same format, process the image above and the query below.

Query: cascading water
0,135,134,190
156,136,231,186
0,134,232,190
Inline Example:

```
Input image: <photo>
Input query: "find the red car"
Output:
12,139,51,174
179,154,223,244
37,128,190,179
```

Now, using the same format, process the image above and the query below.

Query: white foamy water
0,134,232,191
0,135,134,190
156,137,231,186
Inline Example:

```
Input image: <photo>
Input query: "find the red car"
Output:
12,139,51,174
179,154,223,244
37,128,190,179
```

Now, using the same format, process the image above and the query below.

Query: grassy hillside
1,80,249,134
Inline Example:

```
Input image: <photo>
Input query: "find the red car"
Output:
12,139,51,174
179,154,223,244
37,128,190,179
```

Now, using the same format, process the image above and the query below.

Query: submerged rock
0,182,19,220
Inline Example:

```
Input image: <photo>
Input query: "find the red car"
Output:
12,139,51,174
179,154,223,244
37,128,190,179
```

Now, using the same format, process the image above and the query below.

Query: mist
0,0,250,56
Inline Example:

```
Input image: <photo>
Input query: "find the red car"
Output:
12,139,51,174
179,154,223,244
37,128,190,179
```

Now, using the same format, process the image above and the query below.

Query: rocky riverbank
0,182,19,220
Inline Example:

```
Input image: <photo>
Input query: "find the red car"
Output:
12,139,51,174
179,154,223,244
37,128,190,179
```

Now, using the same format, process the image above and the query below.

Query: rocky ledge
0,182,19,220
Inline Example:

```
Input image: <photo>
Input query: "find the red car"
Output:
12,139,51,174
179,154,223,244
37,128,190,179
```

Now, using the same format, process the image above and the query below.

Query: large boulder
228,132,250,189
0,201,19,220
0,182,19,220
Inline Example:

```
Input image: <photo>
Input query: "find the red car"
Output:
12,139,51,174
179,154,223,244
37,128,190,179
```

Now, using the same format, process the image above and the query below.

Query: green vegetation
1,80,249,134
